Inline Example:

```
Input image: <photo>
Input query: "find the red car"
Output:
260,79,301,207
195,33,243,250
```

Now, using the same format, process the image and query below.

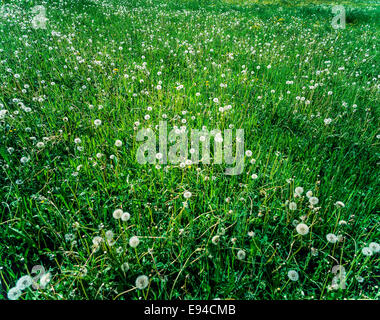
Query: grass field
0,0,379,300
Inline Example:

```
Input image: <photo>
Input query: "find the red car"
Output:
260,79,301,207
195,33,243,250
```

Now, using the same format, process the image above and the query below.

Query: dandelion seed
113,209,123,219
295,187,304,196
251,174,258,180
326,233,338,244
94,119,102,126
306,190,313,198
311,247,318,256
121,262,129,273
129,236,140,248
334,201,345,208
309,196,319,205
115,140,123,147
92,236,103,245
237,250,246,260
183,191,192,199
65,233,75,241
212,235,220,245
362,247,373,256
105,230,114,240
218,227,226,235
20,156,29,164
7,287,22,300
121,212,130,222
36,142,45,148
296,223,309,236
368,242,380,253
16,275,33,290
289,202,297,210
135,275,149,289
288,270,299,281
40,272,51,289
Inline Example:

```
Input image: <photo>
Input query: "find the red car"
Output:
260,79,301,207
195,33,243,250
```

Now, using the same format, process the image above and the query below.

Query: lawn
0,0,379,300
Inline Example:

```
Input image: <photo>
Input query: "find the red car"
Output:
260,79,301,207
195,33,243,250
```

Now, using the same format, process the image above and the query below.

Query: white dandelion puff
135,275,149,289
39,272,51,289
309,196,319,205
105,230,114,240
16,275,33,290
296,223,309,236
334,201,345,208
288,270,299,281
129,236,140,248
183,191,192,199
295,187,304,196
112,209,123,219
289,202,297,210
92,236,103,245
7,287,22,300
212,235,220,245
121,262,130,273
237,250,246,260
362,247,373,256
368,242,380,253
121,212,130,222
326,233,338,244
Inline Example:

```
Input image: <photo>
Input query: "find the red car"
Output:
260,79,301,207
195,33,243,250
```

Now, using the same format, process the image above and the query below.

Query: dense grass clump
0,0,379,300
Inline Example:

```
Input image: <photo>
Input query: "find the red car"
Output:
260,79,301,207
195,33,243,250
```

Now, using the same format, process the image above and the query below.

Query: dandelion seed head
326,233,338,244
369,242,380,253
288,270,299,281
334,201,345,208
121,212,130,222
362,247,373,256
289,202,297,211
129,236,140,248
16,275,33,290
121,262,129,273
183,191,192,199
309,196,319,205
7,287,22,300
295,187,304,196
135,275,149,289
237,250,246,260
113,209,123,219
296,223,309,236
212,235,220,245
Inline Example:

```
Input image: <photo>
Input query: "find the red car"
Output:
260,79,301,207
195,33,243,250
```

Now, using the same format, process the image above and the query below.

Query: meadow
0,0,379,300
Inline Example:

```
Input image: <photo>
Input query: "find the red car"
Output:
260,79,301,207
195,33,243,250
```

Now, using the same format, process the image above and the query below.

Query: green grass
0,0,379,300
